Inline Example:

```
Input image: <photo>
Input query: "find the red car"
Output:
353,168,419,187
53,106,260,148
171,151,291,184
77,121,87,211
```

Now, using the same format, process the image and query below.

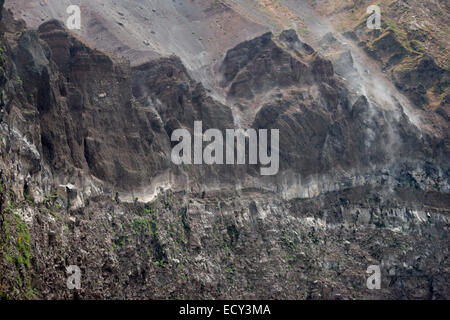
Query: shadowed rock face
132,57,234,133
0,1,449,300
220,32,314,99
279,29,315,55
20,20,172,192
218,31,448,187
392,55,450,107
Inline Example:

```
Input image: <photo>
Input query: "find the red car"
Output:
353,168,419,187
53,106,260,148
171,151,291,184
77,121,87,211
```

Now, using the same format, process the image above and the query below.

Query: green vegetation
152,259,165,268
43,189,58,207
13,214,32,269
215,199,221,211
132,216,158,237
282,236,295,250
0,195,37,299
115,233,129,247
298,26,310,36
225,265,236,282
143,206,155,215
382,18,418,54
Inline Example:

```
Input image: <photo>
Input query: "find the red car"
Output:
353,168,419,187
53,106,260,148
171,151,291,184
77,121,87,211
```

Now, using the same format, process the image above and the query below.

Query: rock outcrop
0,1,448,300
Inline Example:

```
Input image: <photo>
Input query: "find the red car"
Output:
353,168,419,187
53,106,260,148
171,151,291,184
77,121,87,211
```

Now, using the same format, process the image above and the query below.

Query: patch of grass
14,214,31,269
282,236,295,251
298,26,310,36
152,259,165,268
215,199,221,211
143,206,155,216
132,217,157,237
16,75,23,86
393,55,422,73
43,190,58,207
1,201,36,299
383,18,414,52
115,233,129,247
225,265,236,282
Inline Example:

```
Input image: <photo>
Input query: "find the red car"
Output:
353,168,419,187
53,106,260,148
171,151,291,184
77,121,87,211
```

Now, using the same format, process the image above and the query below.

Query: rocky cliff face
301,0,449,110
0,1,449,299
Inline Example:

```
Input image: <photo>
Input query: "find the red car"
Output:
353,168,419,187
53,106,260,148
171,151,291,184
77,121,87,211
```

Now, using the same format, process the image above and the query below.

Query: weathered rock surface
302,0,449,110
0,1,448,300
